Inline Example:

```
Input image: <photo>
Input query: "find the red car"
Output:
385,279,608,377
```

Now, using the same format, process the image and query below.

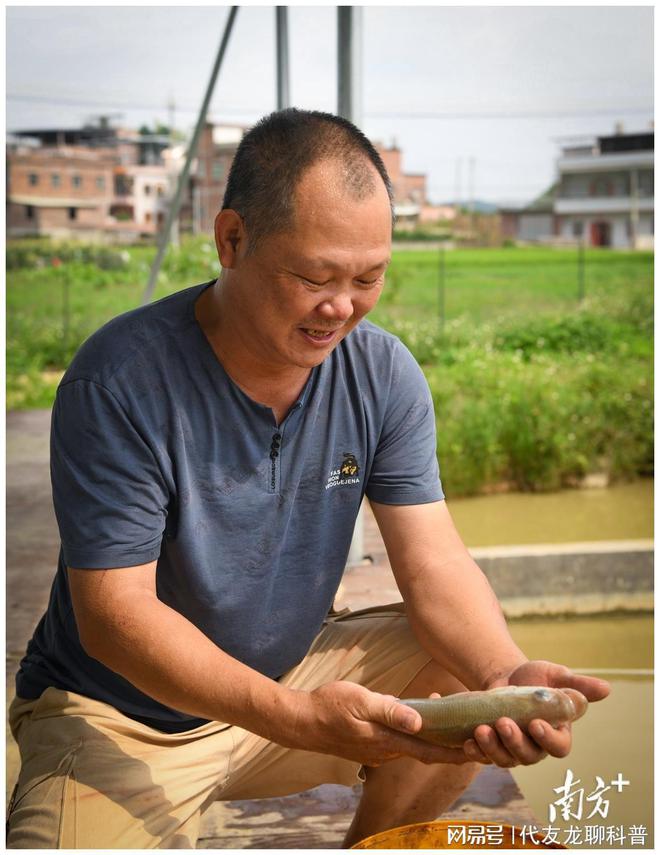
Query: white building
554,129,653,249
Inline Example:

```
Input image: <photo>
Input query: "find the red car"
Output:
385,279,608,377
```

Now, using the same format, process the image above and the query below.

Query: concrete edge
500,591,654,618
470,539,654,559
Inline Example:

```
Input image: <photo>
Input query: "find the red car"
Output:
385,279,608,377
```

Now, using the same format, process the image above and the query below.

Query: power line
366,107,653,120
6,92,653,122
6,92,261,117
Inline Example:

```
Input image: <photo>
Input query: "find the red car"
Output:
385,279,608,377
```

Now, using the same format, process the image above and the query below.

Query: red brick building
373,142,427,227
7,144,116,238
7,121,432,240
192,123,245,235
7,126,183,241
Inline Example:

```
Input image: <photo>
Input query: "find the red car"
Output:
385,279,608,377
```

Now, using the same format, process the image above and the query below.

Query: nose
316,289,354,323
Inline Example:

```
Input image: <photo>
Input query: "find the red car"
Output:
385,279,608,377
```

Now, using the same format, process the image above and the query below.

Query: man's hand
280,680,474,768
462,660,611,767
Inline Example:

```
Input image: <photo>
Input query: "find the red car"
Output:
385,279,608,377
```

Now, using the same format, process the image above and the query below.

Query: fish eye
534,689,552,701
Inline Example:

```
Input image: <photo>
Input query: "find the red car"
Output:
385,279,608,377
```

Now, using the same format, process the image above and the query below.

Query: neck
195,280,311,421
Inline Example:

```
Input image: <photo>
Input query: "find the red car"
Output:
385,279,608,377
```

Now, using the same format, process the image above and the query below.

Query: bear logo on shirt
340,452,359,479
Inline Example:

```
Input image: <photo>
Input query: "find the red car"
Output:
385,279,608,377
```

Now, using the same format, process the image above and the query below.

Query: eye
296,274,326,288
356,275,384,289
534,689,552,702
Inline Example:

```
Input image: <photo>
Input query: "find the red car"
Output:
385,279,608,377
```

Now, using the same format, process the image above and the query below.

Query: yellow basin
351,820,566,849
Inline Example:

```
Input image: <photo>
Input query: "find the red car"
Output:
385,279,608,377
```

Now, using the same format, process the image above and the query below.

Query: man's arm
68,563,473,768
370,500,527,690
370,499,610,765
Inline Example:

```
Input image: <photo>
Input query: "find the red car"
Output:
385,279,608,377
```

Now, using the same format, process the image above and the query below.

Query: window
572,221,584,238
638,170,653,197
157,185,165,197
145,211,152,223
157,211,164,225
68,207,77,221
590,177,613,197
96,176,105,190
114,174,134,196
51,174,61,188
144,184,151,196
212,162,224,181
72,175,82,189
28,173,39,186
26,205,34,219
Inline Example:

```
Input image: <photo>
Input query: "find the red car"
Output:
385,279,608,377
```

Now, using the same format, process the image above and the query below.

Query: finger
532,663,611,701
493,718,548,766
368,723,474,766
560,674,610,702
402,736,474,766
428,692,442,699
463,738,491,765
527,720,572,758
373,696,423,735
473,724,521,768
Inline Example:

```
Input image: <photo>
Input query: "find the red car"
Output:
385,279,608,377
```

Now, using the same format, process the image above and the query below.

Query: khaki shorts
7,603,431,849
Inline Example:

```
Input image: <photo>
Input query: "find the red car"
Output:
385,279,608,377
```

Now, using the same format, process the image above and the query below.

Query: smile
299,327,340,344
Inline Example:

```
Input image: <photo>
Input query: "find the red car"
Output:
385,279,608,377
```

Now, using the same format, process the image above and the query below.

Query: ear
214,209,247,268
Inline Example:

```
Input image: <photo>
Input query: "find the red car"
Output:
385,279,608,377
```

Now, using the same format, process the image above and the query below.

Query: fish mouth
560,688,589,720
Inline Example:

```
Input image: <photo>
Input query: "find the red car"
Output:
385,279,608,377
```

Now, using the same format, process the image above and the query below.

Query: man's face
225,159,392,371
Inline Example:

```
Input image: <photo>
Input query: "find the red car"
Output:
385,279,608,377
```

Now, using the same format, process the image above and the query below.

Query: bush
493,312,623,359
424,351,652,495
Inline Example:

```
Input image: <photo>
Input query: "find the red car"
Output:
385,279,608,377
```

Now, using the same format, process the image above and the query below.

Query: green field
373,246,650,323
6,239,653,495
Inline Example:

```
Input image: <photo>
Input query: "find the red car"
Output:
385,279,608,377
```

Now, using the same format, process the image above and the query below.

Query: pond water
508,614,653,849
447,480,653,547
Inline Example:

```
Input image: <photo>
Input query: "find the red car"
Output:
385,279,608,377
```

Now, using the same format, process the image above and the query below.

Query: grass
373,246,651,325
6,238,653,495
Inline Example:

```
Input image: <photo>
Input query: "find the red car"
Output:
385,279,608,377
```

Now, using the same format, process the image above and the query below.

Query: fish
399,685,588,747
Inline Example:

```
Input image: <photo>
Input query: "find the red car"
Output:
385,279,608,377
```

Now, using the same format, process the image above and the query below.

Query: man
9,109,609,848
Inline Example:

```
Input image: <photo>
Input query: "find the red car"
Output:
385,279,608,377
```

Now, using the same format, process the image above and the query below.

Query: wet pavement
6,409,536,847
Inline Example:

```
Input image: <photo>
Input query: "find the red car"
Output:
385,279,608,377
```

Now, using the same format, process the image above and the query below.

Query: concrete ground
6,409,536,848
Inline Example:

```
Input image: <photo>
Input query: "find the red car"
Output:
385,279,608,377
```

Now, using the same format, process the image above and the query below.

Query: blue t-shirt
16,281,443,732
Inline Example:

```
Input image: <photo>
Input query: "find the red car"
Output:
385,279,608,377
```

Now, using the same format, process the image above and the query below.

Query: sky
5,4,654,206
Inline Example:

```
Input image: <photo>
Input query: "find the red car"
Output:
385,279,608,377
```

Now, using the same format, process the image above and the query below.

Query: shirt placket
268,429,282,494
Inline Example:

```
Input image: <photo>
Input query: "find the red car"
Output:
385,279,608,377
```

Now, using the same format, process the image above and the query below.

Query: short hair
221,108,394,249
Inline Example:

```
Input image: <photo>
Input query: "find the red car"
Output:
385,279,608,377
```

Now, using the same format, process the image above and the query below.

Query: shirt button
270,450,279,460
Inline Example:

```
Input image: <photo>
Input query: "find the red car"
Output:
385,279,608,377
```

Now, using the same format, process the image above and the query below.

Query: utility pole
276,7,290,110
337,7,362,127
468,156,475,237
338,6,366,566
167,93,176,139
454,157,462,213
142,6,238,305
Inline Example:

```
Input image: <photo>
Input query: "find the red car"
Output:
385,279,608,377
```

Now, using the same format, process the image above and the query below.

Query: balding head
221,108,394,251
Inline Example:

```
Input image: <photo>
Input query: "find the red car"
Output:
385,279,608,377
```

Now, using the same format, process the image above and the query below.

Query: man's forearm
371,500,527,692
399,552,528,691
79,588,301,743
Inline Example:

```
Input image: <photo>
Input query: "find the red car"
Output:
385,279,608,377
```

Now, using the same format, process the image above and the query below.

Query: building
7,141,116,238
498,127,653,248
499,184,558,244
192,123,245,235
7,123,184,241
7,119,434,241
374,141,427,228
554,128,653,248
